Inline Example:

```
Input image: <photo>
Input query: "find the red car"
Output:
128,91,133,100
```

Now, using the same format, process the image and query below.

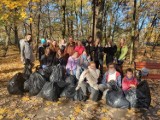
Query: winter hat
41,38,46,44
141,67,149,76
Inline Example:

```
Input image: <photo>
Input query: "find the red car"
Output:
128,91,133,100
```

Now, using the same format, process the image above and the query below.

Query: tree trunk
23,22,27,36
29,1,33,36
62,0,66,38
92,0,96,41
70,10,74,37
47,0,52,38
14,24,19,45
80,0,83,36
2,25,10,57
96,0,105,41
36,0,41,59
130,0,137,63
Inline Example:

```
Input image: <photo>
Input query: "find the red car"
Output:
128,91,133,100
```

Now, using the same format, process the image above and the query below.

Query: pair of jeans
66,69,76,76
80,82,99,101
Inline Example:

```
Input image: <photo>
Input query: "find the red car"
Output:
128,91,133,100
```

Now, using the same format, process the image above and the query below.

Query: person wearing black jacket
40,47,54,69
52,49,69,67
38,38,47,61
92,39,104,75
103,40,117,65
83,36,94,60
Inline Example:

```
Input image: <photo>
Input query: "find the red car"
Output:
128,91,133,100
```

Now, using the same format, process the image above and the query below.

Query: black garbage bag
39,82,61,101
60,84,84,101
7,73,27,95
106,81,130,108
74,88,85,101
125,80,151,108
60,85,76,98
136,80,151,108
125,88,137,107
24,79,30,92
65,75,77,86
28,72,46,96
37,66,53,80
49,65,65,82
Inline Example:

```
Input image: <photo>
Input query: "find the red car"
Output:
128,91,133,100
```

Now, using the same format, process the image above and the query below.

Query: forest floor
0,46,160,120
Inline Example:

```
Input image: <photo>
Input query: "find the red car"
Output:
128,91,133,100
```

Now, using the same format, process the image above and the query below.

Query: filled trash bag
39,82,61,101
106,81,130,108
60,85,76,98
65,75,77,86
24,79,29,92
37,66,53,80
60,85,84,101
49,65,65,82
74,88,85,101
28,72,46,96
7,73,26,95
106,90,130,108
125,80,151,108
125,88,137,107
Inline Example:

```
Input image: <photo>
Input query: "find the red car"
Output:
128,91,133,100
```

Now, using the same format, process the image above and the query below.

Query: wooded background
0,0,159,62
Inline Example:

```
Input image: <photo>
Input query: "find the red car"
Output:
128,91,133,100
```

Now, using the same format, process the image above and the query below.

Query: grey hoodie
20,39,35,63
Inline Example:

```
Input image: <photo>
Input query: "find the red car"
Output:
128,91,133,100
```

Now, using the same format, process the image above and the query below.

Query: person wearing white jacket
76,61,100,101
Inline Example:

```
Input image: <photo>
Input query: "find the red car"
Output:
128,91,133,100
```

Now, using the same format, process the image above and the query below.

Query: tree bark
62,0,66,38
130,0,137,63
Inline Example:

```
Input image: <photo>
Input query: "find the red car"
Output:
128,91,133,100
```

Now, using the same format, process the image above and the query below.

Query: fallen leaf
45,101,53,106
0,115,4,120
22,96,30,101
101,108,108,113
0,108,6,115
157,110,160,115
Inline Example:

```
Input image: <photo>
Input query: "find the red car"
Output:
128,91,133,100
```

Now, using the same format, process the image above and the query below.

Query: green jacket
116,45,128,60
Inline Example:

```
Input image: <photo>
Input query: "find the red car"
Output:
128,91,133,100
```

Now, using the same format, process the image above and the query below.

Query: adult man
20,34,35,73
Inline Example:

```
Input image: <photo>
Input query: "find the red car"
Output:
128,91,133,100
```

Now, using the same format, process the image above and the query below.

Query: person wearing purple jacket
66,52,79,76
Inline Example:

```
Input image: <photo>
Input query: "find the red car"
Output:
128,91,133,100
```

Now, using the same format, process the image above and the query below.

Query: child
76,50,91,79
122,68,138,92
98,62,121,100
76,61,100,101
66,52,79,76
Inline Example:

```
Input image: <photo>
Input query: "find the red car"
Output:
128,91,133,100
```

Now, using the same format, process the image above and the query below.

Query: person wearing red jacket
74,40,85,57
122,68,138,91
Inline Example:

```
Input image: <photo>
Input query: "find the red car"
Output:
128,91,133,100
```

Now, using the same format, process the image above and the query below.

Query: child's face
126,72,133,79
108,65,115,73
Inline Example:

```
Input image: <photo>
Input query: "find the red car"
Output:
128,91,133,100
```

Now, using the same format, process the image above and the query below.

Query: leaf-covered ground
0,46,160,120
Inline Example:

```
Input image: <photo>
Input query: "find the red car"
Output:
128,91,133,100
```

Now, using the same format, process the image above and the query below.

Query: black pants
106,55,114,65
24,59,33,78
95,60,103,75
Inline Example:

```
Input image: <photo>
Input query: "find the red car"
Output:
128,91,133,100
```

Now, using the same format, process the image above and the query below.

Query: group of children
20,34,139,102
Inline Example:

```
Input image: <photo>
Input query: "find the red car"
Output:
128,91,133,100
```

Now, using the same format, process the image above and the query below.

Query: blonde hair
89,61,96,66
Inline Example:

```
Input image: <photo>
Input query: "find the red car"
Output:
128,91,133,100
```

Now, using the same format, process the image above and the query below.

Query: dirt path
0,46,160,120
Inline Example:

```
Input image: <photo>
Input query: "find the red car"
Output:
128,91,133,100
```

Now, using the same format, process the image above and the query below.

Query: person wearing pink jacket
74,40,85,57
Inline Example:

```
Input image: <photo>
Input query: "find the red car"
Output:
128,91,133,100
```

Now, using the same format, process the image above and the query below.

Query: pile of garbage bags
7,65,85,102
7,64,151,108
106,80,151,108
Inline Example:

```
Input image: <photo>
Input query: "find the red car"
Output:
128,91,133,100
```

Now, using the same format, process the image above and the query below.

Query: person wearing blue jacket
98,63,121,100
